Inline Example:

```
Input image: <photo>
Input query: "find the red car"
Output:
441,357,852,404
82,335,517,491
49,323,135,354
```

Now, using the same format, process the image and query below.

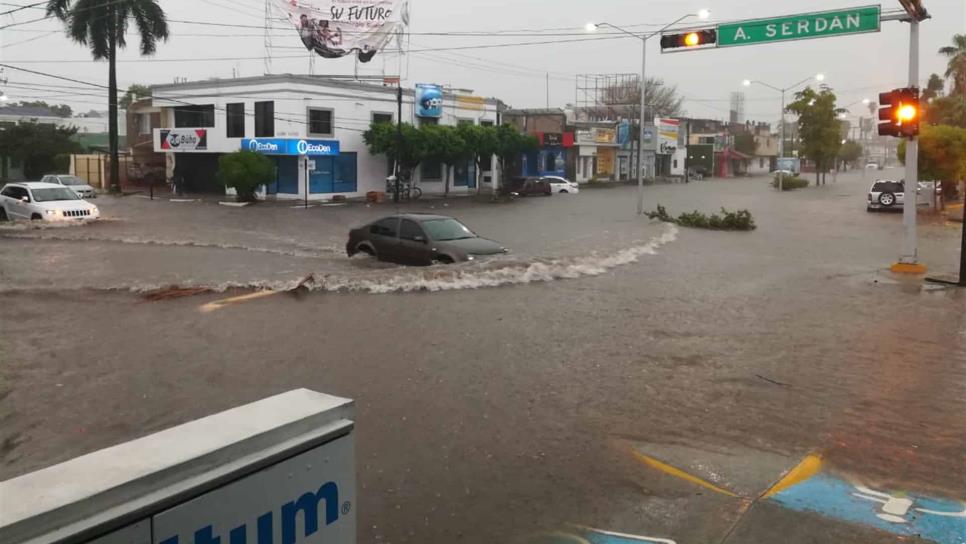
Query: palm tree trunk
108,24,120,194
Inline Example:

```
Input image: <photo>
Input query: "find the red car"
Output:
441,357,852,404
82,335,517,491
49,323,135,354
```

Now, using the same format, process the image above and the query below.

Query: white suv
0,182,100,222
867,180,906,211
40,174,98,199
542,176,580,194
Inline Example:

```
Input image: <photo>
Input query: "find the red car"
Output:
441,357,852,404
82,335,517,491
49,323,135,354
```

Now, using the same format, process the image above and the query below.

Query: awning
719,148,754,160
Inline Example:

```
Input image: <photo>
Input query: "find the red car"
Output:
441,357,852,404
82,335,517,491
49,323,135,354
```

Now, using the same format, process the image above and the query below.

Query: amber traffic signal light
660,29,717,51
878,87,920,138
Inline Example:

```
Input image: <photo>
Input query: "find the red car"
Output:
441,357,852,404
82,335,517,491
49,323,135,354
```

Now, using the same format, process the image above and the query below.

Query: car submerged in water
346,214,508,265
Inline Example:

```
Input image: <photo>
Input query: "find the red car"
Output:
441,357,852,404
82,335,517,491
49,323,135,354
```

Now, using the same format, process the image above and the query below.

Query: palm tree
939,34,966,97
46,0,169,193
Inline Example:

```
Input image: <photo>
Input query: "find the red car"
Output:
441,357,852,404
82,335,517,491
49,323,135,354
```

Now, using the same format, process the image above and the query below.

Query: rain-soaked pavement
1,170,964,543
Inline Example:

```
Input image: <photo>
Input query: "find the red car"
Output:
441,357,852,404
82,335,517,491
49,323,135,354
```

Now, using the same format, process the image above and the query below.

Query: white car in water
541,176,580,194
40,174,98,198
0,182,100,222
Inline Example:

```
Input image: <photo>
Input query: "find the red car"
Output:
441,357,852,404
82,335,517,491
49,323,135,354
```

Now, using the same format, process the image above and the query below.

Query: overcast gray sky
1,0,964,125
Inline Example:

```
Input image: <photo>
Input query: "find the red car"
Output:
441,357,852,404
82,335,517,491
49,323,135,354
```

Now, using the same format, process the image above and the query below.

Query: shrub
646,204,756,231
216,151,274,202
772,175,809,190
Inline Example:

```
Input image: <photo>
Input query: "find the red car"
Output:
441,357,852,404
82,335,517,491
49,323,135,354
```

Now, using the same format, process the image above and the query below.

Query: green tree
0,122,81,179
46,0,169,193
120,84,152,109
494,124,537,185
939,34,966,96
363,122,428,178
786,86,844,185
927,95,966,128
837,140,863,167
421,125,468,197
898,124,966,198
14,100,72,117
922,73,946,102
733,132,756,156
216,151,274,202
457,123,498,190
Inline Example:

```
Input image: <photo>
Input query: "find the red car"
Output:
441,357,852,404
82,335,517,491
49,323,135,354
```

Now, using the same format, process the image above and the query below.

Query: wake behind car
347,214,508,265
40,174,97,199
0,182,100,222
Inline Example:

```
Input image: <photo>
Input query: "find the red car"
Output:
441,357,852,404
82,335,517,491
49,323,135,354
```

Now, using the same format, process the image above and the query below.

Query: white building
150,75,502,200
0,106,126,136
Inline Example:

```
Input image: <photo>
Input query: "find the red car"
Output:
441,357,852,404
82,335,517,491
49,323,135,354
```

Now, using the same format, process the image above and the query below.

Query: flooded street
2,172,964,543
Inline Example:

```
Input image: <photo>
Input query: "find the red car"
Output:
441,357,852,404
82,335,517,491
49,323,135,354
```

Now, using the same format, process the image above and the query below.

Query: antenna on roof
264,0,273,75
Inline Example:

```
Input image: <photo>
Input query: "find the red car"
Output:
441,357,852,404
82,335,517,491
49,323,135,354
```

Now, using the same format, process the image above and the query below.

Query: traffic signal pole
896,20,924,273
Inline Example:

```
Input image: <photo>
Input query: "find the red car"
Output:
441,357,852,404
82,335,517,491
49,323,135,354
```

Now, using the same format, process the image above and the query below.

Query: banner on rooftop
275,0,409,63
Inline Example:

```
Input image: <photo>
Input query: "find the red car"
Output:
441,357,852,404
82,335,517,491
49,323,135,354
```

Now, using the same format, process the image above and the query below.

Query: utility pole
395,84,403,204
897,19,921,271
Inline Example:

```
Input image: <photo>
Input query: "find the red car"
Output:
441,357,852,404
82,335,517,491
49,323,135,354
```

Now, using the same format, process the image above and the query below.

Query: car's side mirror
413,235,426,243
20,196,29,203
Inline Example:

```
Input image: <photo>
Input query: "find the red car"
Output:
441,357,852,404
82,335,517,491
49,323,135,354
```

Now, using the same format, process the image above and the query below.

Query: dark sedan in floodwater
346,214,509,265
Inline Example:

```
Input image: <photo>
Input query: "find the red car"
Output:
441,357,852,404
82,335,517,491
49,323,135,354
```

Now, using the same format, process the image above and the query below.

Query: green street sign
717,5,881,48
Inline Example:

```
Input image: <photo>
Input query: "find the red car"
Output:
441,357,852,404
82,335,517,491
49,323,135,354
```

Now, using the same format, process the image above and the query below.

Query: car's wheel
559,190,568,194
356,243,377,258
0,207,7,221
878,192,896,207
434,255,454,265
30,213,42,221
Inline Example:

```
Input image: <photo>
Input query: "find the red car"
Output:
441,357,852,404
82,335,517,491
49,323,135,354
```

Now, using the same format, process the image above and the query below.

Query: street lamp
588,8,710,215
744,73,824,192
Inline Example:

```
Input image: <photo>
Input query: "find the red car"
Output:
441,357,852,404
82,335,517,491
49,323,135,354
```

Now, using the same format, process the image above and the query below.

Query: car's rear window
873,182,901,192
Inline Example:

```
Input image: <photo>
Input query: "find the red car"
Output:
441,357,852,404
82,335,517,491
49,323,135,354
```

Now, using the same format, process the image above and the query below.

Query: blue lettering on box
158,481,341,544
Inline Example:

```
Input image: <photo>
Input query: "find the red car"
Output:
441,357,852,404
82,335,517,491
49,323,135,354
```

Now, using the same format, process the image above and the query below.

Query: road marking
199,290,280,313
577,526,676,544
534,526,676,544
766,464,966,543
761,453,823,499
631,451,739,498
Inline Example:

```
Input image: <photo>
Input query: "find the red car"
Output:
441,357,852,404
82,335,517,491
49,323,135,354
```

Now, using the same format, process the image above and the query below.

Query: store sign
274,0,409,63
542,133,563,146
416,84,443,118
158,129,207,151
617,120,630,146
242,138,340,156
456,96,485,111
655,118,680,154
595,128,616,144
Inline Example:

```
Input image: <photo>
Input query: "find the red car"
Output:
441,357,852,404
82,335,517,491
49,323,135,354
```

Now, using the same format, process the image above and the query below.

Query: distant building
502,108,575,181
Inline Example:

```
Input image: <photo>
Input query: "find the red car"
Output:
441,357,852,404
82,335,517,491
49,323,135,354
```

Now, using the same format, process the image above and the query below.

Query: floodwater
1,171,964,543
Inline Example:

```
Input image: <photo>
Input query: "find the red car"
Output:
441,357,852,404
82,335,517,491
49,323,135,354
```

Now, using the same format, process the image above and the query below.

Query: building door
276,156,299,194
177,154,221,193
454,161,476,188
333,153,358,193
309,157,335,194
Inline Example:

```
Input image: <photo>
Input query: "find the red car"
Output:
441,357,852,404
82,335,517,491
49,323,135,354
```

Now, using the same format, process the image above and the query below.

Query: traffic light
660,29,717,51
877,87,920,138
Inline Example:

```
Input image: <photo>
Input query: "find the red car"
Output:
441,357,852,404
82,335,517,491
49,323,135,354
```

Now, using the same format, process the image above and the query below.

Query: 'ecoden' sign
718,6,880,48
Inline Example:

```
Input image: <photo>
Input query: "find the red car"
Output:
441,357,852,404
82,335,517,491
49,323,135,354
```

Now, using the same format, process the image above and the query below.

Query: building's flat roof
151,74,501,105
